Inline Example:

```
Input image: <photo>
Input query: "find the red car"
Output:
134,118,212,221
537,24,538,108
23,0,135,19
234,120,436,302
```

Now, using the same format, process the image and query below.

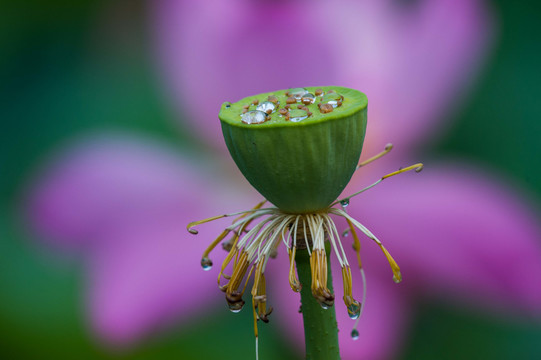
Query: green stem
295,243,341,360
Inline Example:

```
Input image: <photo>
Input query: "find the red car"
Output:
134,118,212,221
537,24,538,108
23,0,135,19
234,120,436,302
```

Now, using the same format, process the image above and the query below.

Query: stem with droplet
295,242,341,360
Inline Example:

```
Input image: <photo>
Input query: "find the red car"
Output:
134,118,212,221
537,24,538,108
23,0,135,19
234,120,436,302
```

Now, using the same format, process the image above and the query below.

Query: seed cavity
319,103,334,114
267,95,279,104
236,88,345,124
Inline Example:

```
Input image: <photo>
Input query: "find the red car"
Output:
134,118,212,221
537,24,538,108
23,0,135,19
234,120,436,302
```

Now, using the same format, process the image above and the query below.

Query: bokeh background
2,0,541,359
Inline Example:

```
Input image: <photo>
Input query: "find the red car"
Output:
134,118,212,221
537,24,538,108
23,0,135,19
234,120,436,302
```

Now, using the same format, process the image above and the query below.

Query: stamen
188,200,269,234
346,220,367,333
225,250,250,312
381,163,424,179
310,249,334,308
341,266,361,319
356,143,393,169
333,162,424,207
288,246,302,292
187,214,228,234
232,200,267,224
218,232,240,285
201,229,230,262
351,268,367,340
346,219,363,269
378,244,402,283
332,208,402,283
252,262,272,323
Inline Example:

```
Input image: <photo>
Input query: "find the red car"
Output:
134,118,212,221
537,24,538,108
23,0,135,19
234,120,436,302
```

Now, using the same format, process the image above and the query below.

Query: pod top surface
219,86,367,128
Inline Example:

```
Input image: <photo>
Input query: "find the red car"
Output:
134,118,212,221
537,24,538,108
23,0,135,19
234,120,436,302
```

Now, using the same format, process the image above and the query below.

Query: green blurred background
1,1,540,359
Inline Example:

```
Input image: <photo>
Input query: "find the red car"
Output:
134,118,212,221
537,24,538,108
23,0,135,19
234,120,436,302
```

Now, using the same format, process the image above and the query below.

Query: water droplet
342,229,350,237
289,109,308,122
201,257,213,271
256,101,276,114
347,301,361,319
320,303,329,310
241,110,268,124
393,271,403,283
301,93,316,104
340,199,350,208
351,329,359,340
288,87,308,101
229,305,243,313
322,92,342,108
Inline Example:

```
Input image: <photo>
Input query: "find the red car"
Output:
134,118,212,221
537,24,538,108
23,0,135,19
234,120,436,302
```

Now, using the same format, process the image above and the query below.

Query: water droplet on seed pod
289,109,308,122
256,101,276,114
322,93,342,108
241,110,268,124
288,87,308,101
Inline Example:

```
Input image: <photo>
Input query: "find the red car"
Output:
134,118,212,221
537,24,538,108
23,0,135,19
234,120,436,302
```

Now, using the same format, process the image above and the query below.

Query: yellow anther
382,163,424,180
202,229,231,259
341,266,353,300
187,214,228,234
232,199,267,223
310,249,334,307
341,265,361,319
357,143,393,169
378,244,402,283
288,247,302,292
346,219,363,269
218,233,240,285
228,250,250,293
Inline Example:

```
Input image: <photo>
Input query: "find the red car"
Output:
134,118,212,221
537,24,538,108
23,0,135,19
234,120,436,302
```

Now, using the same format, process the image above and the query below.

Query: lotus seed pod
219,86,367,213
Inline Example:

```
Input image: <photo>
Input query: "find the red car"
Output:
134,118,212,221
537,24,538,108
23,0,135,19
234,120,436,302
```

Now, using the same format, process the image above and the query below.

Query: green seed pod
219,86,367,214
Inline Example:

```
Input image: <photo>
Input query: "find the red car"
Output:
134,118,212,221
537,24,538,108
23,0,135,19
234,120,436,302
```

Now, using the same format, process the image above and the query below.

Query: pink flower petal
151,0,492,152
347,162,541,313
333,0,493,150
26,134,256,252
25,133,261,344
88,216,231,346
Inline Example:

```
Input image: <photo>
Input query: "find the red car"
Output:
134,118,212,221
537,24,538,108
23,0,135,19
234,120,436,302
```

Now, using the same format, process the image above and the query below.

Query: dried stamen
357,143,393,169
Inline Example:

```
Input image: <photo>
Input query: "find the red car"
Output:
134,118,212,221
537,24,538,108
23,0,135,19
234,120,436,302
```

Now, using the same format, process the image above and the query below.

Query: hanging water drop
256,101,276,114
342,228,350,237
201,257,213,271
229,304,243,313
289,109,308,122
340,199,350,208
351,329,360,340
241,110,268,124
320,302,329,310
393,271,403,283
347,301,361,319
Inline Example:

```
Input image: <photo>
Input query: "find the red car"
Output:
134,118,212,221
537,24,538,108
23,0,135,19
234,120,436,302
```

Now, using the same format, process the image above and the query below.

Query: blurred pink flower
25,0,541,359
